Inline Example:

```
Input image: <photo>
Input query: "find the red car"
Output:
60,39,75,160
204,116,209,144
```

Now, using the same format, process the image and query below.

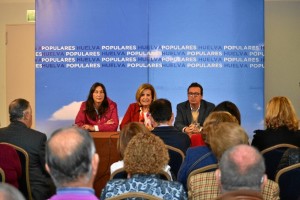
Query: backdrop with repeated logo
36,0,264,140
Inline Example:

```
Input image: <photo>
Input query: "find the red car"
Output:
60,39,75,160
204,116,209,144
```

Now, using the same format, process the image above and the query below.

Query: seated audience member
0,183,25,200
189,171,279,200
110,122,172,179
215,144,267,199
150,98,191,178
120,83,157,130
75,82,119,132
178,121,248,190
174,82,215,134
0,98,55,199
0,143,21,188
277,147,300,172
101,133,187,200
252,96,300,151
45,127,99,200
213,101,241,124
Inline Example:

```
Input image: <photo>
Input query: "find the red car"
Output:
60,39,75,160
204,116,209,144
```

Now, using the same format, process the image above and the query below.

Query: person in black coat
0,98,55,200
174,82,215,134
150,98,191,178
251,96,300,151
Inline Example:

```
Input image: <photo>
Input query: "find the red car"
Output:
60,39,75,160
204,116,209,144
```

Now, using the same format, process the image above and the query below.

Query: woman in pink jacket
75,82,119,132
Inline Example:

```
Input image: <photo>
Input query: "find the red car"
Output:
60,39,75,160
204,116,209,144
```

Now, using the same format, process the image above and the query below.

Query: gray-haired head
46,126,97,187
0,183,25,200
218,144,266,192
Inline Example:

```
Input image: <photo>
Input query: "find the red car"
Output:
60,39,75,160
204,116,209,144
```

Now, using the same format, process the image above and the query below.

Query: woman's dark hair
213,101,241,124
85,82,109,120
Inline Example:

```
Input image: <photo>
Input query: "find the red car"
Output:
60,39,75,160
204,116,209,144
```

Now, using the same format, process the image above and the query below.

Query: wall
0,1,299,128
6,24,35,127
265,1,300,117
0,2,34,127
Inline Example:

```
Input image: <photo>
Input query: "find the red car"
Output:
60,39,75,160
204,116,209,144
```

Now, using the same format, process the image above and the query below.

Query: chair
261,143,298,181
105,192,163,200
0,142,33,200
110,167,172,181
275,163,300,200
0,167,5,182
187,164,218,197
165,145,185,178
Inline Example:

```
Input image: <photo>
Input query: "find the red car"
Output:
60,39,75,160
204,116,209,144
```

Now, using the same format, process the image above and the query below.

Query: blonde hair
203,111,238,127
117,122,148,158
205,122,249,160
135,83,157,105
202,111,239,141
265,96,299,131
124,132,169,174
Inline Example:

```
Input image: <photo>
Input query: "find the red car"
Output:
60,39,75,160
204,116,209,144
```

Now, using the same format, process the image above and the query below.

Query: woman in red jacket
75,82,119,132
120,83,156,130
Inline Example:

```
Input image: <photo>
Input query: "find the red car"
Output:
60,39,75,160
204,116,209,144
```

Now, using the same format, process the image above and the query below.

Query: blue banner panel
36,0,264,140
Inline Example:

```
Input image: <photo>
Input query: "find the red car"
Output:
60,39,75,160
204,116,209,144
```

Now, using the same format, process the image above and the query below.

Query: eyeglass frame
188,92,201,97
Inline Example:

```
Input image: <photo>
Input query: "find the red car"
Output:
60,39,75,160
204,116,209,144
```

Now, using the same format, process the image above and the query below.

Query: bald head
229,145,261,174
46,127,98,187
218,144,266,192
48,128,84,160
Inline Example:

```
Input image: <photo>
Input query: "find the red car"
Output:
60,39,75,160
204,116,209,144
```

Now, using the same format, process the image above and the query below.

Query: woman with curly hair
75,82,119,132
251,96,300,151
101,130,187,200
110,122,171,178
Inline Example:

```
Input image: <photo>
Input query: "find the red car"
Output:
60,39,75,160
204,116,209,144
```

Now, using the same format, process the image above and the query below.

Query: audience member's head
46,127,99,188
277,147,300,172
216,144,266,193
202,111,239,142
135,83,157,104
117,122,149,158
265,96,299,131
124,132,169,175
213,101,241,124
9,98,32,128
203,111,238,128
0,183,25,200
149,98,173,125
204,122,249,160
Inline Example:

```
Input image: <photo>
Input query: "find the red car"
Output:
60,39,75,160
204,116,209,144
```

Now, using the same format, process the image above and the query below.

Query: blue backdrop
36,0,264,140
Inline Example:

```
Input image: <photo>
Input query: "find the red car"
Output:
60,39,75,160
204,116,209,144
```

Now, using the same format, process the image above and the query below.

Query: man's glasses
188,92,201,97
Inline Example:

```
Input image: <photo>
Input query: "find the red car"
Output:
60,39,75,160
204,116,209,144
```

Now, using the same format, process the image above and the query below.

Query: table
90,132,120,196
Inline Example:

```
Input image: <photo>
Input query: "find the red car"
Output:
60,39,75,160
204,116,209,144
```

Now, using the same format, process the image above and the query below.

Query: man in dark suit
174,82,215,134
0,98,55,200
150,98,191,178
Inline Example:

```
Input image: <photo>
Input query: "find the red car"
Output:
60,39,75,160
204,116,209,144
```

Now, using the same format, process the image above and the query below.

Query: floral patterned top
100,174,187,200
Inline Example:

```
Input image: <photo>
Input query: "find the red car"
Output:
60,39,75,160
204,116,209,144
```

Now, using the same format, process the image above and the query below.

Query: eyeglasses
188,92,201,97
